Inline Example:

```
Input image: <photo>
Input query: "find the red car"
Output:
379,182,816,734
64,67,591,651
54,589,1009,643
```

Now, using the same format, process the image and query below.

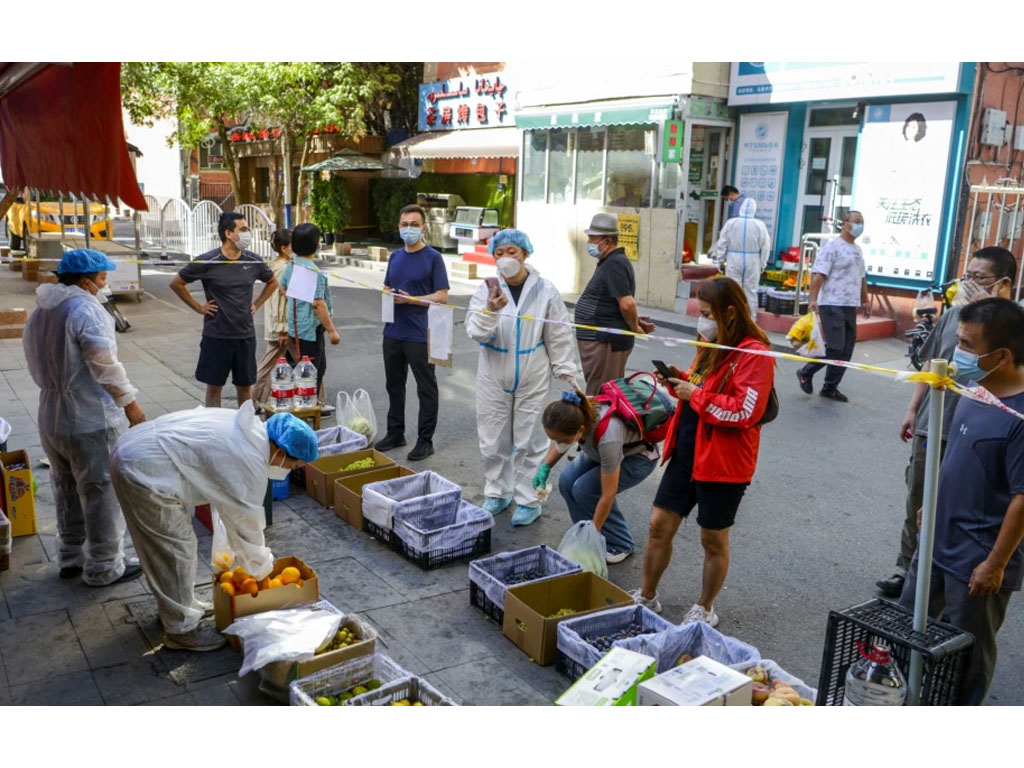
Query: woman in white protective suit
466,228,581,527
23,249,147,586
710,197,771,317
109,405,318,651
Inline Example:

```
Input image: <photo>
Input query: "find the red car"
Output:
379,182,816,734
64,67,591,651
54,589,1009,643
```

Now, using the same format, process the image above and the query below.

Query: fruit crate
347,675,457,706
362,471,462,530
816,598,974,706
556,605,673,681
290,425,368,487
289,652,409,706
391,501,494,570
468,545,583,623
766,289,809,316
364,518,395,548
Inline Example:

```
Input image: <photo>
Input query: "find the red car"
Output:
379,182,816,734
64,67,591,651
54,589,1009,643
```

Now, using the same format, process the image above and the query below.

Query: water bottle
843,641,907,706
293,356,318,409
270,358,295,411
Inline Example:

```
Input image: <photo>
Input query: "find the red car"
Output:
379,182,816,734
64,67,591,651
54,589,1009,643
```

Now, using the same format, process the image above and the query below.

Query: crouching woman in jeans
632,276,774,627
535,388,659,564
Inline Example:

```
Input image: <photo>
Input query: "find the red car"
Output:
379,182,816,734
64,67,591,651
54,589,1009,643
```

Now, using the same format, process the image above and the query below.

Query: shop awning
0,62,147,210
302,148,398,173
515,97,677,130
388,127,520,160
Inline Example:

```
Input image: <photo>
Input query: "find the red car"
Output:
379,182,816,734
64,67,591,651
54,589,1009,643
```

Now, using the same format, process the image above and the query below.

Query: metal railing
964,178,1024,300
236,204,276,260
132,197,273,260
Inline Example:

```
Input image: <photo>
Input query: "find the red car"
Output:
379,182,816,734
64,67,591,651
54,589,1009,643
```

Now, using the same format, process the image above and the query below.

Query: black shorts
196,336,258,387
653,456,748,530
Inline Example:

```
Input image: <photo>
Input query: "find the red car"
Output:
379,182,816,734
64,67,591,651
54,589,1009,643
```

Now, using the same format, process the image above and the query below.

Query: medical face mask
555,430,583,452
586,243,602,258
496,257,522,278
848,223,864,238
952,346,1000,382
697,315,718,341
267,451,291,481
234,231,253,250
400,227,421,246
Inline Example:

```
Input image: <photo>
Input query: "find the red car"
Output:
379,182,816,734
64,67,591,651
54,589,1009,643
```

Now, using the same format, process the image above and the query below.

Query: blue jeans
557,452,658,554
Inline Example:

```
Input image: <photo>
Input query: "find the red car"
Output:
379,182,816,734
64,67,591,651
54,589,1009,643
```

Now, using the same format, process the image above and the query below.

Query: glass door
795,119,859,238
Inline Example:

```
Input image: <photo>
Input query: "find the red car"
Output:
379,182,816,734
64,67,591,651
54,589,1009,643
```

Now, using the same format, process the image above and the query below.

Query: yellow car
25,201,111,240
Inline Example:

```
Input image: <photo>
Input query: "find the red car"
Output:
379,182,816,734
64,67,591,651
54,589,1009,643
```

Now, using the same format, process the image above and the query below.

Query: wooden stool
262,403,322,431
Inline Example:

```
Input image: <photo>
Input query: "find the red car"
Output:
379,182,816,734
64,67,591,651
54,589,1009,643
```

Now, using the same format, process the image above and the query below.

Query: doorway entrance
683,125,730,260
795,106,860,238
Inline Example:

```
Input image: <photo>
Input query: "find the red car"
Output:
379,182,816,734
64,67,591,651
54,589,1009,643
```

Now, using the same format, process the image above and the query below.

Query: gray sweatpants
798,305,857,392
896,436,947,575
899,555,1012,705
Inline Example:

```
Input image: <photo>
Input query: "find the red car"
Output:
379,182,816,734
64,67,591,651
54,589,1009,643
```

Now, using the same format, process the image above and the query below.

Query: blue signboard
418,75,514,132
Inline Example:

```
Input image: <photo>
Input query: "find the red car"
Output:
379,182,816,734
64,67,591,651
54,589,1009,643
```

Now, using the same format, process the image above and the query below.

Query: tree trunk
218,122,243,209
297,135,312,223
283,127,295,210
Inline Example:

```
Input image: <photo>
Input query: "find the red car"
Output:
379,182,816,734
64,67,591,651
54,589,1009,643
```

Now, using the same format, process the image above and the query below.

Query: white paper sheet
381,291,395,323
427,304,453,360
286,265,318,303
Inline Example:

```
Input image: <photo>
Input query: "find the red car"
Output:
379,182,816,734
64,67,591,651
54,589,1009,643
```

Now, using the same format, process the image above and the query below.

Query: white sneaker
628,588,662,614
605,550,633,564
681,603,719,628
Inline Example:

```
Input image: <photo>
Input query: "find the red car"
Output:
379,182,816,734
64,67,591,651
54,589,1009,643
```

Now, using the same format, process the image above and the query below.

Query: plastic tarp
0,63,147,210
392,500,493,555
468,545,582,612
362,471,461,529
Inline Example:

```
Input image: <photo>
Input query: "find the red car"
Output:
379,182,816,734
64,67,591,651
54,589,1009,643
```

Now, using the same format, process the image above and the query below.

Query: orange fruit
279,566,301,585
232,566,249,586
268,578,283,589
240,578,258,596
220,581,236,597
295,578,304,588
258,576,271,591
219,572,234,585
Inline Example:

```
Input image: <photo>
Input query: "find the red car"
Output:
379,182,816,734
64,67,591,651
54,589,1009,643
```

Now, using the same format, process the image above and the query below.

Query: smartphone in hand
652,359,674,380
484,276,500,293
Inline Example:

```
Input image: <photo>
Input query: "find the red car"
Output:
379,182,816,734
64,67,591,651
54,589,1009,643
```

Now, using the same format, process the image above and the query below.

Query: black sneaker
820,389,849,403
374,433,407,452
796,370,813,394
407,440,434,462
87,564,144,588
59,566,83,580
876,574,906,597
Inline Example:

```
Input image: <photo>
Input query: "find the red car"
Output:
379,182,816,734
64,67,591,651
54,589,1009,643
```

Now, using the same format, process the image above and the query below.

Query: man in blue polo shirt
375,204,450,461
900,297,1024,705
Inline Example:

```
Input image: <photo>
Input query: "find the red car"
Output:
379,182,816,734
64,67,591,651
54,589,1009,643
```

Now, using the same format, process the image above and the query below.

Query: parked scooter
905,280,956,370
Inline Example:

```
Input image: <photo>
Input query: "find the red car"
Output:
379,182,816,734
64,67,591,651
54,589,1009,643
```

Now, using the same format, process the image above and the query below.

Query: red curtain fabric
0,62,147,210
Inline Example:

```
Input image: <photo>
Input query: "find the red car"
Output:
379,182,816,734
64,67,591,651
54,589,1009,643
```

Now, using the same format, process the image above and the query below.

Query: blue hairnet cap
266,413,319,462
487,229,533,255
56,248,118,275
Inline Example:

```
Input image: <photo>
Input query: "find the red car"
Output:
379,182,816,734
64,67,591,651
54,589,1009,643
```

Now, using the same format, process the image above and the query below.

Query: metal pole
83,197,91,249
907,357,948,706
59,194,66,241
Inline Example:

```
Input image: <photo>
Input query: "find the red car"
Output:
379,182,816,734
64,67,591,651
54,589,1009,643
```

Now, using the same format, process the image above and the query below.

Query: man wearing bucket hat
109,405,318,651
573,213,655,396
23,248,146,586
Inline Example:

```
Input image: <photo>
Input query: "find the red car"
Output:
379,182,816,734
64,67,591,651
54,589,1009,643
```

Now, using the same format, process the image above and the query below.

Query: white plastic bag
0,418,11,445
558,520,608,580
336,388,377,443
797,312,826,358
210,509,234,574
223,605,344,677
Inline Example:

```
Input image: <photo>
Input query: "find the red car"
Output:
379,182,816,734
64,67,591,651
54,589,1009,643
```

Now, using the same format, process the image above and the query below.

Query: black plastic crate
469,581,504,622
468,545,582,624
816,598,974,706
364,519,394,548
555,605,671,681
556,650,590,681
393,529,491,571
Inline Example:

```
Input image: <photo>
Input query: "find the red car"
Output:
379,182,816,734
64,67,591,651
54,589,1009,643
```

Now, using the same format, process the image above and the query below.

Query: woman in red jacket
631,276,774,627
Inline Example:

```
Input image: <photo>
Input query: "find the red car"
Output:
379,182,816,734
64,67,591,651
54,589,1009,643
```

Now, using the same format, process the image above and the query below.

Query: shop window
547,129,574,204
258,167,271,204
655,162,679,209
199,140,225,170
575,127,605,203
605,126,654,208
808,107,860,128
522,131,548,202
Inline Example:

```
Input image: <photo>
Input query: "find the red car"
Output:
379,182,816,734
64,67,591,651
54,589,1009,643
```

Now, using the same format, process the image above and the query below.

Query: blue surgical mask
952,346,999,382
400,227,421,246
849,223,864,238
586,243,601,258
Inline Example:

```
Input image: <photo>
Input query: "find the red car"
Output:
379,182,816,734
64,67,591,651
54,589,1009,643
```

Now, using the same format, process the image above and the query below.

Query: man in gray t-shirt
877,247,1017,596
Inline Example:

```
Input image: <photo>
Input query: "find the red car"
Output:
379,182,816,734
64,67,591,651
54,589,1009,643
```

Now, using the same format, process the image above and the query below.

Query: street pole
907,357,947,705
282,131,293,228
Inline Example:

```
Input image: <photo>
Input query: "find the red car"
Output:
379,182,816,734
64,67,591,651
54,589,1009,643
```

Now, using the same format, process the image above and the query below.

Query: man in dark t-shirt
574,213,654,396
170,212,278,408
899,298,1024,705
374,204,450,462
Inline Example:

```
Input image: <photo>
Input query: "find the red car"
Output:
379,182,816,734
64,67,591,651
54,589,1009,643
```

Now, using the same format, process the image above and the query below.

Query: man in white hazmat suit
710,198,771,317
466,229,581,527
23,249,146,586
109,405,318,651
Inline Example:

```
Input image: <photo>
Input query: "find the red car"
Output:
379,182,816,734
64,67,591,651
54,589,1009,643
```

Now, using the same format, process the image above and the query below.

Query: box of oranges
213,556,319,632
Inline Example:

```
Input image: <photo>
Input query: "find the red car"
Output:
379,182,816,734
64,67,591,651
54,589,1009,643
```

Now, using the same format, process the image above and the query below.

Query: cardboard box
502,572,634,666
1,450,37,537
259,610,377,692
213,556,319,631
334,466,415,530
305,449,395,507
555,647,656,706
637,656,754,706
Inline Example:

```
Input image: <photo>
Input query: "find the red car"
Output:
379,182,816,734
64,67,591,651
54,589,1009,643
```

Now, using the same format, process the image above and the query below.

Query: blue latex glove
532,463,551,490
